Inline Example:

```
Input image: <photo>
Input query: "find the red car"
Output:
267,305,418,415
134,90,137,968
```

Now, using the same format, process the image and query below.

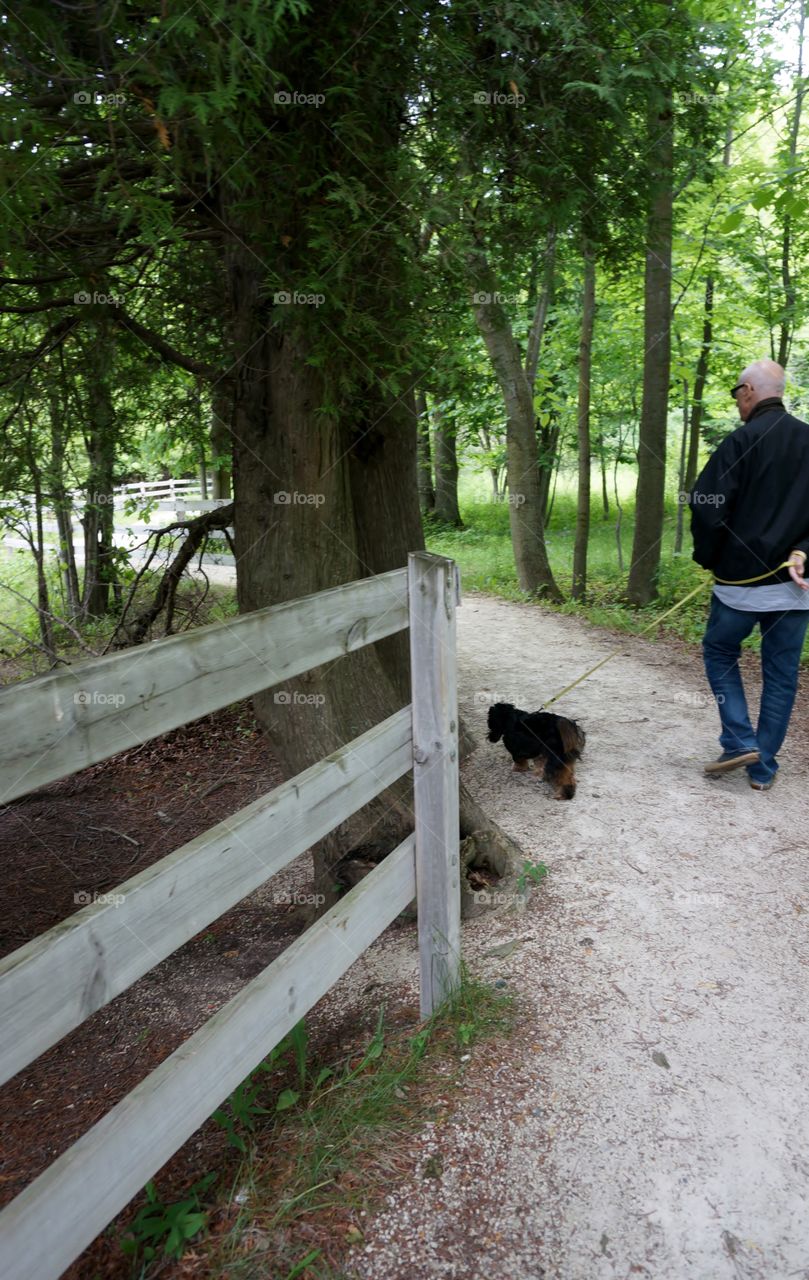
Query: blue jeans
702,595,809,783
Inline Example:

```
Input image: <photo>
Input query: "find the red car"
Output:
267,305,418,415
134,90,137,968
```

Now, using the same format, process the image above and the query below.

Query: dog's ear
487,704,503,742
487,702,511,743
557,718,582,757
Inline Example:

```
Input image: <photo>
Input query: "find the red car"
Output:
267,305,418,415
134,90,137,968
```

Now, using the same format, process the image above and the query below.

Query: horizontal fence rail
0,569,409,804
0,708,412,1088
0,838,417,1280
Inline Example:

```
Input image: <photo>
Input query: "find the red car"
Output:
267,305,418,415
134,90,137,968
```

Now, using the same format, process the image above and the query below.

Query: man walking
689,358,809,790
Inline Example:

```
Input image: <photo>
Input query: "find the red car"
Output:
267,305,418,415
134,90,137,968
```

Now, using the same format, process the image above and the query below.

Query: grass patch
0,549,240,680
427,486,809,662
117,971,515,1280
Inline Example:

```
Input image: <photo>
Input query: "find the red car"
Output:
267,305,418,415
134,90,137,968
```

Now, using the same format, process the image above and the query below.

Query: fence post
408,551,461,1018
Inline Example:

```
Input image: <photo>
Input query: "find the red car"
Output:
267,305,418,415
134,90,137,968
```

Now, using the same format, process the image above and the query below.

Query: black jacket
689,398,809,585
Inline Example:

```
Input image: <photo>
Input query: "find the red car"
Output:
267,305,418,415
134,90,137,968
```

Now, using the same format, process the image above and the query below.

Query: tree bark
684,276,713,493
778,0,805,368
211,0,527,908
572,244,595,600
432,405,462,526
674,359,689,555
626,87,673,606
468,247,562,600
26,434,56,660
81,313,117,618
598,432,609,518
525,228,557,392
526,235,559,531
210,384,233,501
415,388,435,513
48,390,80,618
538,419,560,525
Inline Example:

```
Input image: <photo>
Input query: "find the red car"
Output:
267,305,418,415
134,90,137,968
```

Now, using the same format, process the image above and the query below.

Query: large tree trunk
227,240,522,907
216,0,525,911
229,300,414,903
415,389,435,513
468,247,562,600
432,405,462,526
572,244,595,600
627,87,673,606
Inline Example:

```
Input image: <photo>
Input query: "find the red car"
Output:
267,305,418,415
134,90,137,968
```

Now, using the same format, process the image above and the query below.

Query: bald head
739,358,785,398
733,358,785,420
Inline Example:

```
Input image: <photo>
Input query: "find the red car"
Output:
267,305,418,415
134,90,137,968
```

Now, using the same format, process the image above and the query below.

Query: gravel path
353,593,809,1280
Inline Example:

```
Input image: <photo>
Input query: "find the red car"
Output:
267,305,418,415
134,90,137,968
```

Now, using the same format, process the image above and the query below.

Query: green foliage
517,860,549,894
121,1172,216,1262
213,1021,309,1152
130,974,512,1276
2,0,808,650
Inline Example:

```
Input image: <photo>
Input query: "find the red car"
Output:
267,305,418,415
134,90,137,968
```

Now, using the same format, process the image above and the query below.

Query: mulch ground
0,702,388,1277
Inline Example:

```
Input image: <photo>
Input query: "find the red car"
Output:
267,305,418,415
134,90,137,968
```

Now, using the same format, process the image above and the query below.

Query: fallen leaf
652,1051,670,1069
485,938,526,958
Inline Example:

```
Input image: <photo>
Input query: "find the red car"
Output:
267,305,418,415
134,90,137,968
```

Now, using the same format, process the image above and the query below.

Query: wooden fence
0,478,235,570
0,552,461,1280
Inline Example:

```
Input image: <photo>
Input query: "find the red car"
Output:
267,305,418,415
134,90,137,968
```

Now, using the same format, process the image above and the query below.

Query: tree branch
115,309,222,380
114,502,235,646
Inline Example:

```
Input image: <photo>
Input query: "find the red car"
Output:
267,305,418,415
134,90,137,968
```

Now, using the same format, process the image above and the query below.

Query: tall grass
426,472,803,657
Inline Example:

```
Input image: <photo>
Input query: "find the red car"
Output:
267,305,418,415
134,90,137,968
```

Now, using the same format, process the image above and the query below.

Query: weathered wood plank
0,838,416,1280
0,708,412,1088
0,568,408,803
408,552,461,1017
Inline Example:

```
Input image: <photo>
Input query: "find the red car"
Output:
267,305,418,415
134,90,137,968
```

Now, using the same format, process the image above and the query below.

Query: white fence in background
0,552,461,1280
0,478,235,570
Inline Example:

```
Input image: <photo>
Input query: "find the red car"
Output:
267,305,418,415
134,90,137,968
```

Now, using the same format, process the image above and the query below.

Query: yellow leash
713,562,793,584
542,560,794,709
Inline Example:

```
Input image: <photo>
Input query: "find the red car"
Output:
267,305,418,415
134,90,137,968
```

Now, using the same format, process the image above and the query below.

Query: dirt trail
353,593,809,1280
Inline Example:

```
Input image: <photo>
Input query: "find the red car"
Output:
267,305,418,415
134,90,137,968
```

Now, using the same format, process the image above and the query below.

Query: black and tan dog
487,701,585,800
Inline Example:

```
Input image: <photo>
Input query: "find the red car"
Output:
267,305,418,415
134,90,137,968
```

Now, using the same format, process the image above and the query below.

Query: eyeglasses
730,382,748,399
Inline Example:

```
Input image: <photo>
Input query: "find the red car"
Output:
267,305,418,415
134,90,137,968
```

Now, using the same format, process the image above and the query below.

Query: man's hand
788,549,809,589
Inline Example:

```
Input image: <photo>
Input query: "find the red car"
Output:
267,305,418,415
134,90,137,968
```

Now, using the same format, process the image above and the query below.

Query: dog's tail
487,702,516,743
558,717,586,759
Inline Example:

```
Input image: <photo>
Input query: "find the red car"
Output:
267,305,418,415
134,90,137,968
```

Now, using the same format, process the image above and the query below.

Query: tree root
459,779,529,919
